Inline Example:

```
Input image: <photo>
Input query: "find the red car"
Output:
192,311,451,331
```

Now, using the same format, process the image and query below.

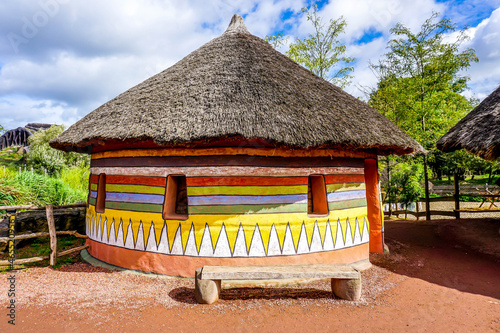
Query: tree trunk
424,154,431,220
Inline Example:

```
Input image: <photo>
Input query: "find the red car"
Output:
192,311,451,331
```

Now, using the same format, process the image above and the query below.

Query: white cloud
460,7,500,99
0,0,498,130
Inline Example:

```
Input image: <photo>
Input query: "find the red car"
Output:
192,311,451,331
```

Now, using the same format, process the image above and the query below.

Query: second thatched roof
50,15,423,156
437,85,500,160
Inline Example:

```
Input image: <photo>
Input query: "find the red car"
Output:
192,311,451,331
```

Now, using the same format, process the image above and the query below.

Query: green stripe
90,183,98,191
326,183,365,192
189,203,307,215
89,197,96,206
328,198,366,211
106,184,165,195
187,185,307,196
105,201,163,213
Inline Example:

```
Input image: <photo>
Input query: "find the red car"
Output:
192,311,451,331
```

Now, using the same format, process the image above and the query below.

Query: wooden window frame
307,175,329,217
163,175,189,220
96,173,106,213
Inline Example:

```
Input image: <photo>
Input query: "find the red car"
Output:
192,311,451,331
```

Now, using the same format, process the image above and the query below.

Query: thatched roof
51,15,423,156
437,85,500,160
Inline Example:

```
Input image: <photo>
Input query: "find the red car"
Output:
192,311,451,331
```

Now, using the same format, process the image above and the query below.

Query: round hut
437,85,500,160
51,15,423,277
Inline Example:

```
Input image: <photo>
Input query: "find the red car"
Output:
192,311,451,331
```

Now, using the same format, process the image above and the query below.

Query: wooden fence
384,179,500,220
0,203,88,266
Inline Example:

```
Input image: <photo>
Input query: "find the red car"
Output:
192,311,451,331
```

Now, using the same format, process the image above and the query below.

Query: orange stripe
87,239,369,278
90,174,99,183
106,175,166,187
186,176,308,187
92,147,376,159
325,174,365,184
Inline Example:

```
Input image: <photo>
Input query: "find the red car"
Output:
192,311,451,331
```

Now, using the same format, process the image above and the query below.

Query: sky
0,0,499,130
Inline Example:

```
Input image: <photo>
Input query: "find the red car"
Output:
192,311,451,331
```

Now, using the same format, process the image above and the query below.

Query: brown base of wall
86,239,369,278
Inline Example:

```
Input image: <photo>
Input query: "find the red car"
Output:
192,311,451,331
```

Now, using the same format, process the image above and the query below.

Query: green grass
0,147,24,167
432,174,500,186
0,235,85,271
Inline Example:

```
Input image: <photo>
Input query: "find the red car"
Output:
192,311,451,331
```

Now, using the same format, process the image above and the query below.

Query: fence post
454,173,460,219
424,154,431,220
7,209,16,269
46,205,57,266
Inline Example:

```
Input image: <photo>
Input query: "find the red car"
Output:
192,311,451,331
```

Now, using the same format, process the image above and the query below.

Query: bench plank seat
195,264,362,304
200,264,359,280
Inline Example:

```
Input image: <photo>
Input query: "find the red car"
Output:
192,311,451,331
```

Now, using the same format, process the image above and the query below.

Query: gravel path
1,262,401,315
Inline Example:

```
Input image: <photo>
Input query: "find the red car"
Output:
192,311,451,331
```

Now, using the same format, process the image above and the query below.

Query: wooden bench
194,264,361,304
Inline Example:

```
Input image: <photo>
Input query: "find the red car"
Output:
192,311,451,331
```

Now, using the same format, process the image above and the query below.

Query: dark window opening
308,175,328,216
163,175,188,220
96,173,106,213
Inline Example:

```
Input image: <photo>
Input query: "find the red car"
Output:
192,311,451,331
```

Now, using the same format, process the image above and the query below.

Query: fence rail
1,204,88,267
385,175,500,220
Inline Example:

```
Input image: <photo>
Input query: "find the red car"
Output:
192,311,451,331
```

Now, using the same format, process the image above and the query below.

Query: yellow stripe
326,183,366,192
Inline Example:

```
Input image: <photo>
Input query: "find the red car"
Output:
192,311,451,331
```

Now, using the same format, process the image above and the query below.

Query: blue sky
0,0,499,130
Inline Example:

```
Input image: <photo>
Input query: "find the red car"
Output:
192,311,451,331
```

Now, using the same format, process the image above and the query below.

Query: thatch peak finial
225,14,249,34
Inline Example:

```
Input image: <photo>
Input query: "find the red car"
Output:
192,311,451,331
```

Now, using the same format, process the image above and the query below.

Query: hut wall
85,150,374,277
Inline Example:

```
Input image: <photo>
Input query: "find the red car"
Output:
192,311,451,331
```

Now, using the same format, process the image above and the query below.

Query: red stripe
324,174,365,184
90,174,99,183
106,175,166,187
186,176,308,187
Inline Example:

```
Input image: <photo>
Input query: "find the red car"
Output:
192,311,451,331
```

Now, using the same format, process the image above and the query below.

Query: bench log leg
331,274,361,301
195,268,221,304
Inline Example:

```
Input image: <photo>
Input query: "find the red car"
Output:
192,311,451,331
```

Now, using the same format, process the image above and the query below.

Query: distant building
438,85,500,160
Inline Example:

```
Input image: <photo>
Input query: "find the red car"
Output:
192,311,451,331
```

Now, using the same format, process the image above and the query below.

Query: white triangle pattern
86,211,370,258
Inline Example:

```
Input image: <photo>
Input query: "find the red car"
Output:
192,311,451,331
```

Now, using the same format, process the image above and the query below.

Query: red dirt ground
1,219,499,332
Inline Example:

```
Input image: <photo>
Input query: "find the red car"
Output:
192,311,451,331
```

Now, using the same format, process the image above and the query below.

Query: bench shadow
168,287,333,304
169,287,198,304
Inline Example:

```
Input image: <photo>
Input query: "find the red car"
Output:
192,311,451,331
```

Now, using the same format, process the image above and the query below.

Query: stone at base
331,275,362,301
195,268,221,304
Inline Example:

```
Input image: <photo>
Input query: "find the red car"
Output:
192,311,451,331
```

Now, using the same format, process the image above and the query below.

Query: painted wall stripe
326,183,365,192
106,192,165,205
90,191,97,199
106,183,165,195
91,155,365,168
105,201,163,213
90,166,365,177
91,147,376,159
328,199,366,211
188,204,307,215
106,175,166,187
189,194,307,206
327,190,366,202
187,185,308,196
186,176,308,187
324,174,365,184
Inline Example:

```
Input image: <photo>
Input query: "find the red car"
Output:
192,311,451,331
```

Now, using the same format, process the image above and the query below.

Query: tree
368,12,478,218
266,4,355,88
26,125,90,175
0,124,5,135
